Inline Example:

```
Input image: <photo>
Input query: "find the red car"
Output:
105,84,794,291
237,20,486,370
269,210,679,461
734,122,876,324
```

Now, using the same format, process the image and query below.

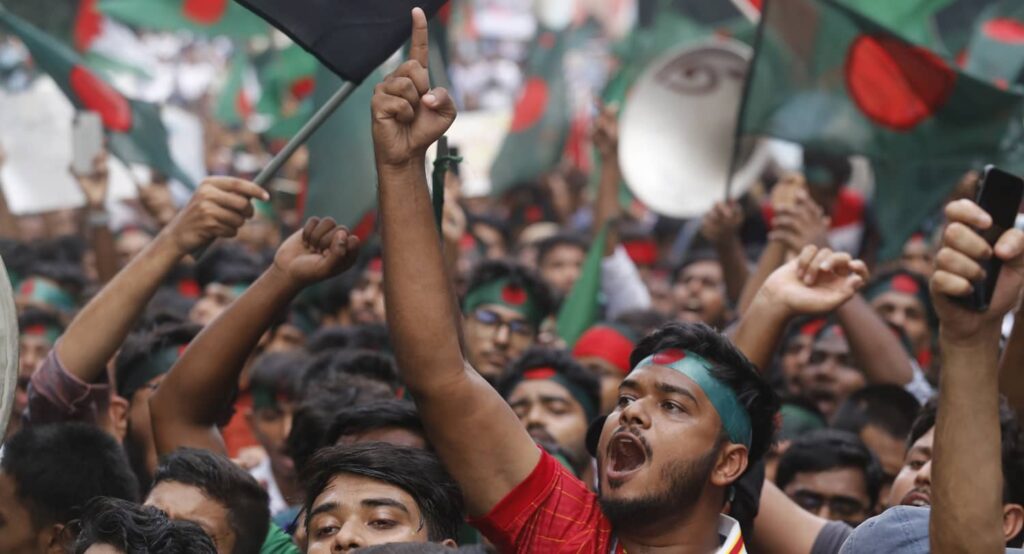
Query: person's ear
41,522,65,554
1002,503,1024,543
710,443,748,487
107,394,129,442
440,538,458,548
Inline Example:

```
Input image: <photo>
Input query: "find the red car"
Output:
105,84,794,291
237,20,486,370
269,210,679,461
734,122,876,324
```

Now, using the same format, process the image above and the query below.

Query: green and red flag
97,0,267,38
739,0,1023,165
963,1,1024,89
213,50,257,127
489,28,570,194
0,4,194,187
250,45,318,139
304,65,383,228
557,224,609,348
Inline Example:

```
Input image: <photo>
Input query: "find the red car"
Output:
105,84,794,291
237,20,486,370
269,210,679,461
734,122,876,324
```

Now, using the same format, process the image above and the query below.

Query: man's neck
616,498,725,554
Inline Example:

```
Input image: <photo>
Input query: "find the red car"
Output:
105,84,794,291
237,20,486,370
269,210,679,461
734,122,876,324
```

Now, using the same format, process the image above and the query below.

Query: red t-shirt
470,451,748,554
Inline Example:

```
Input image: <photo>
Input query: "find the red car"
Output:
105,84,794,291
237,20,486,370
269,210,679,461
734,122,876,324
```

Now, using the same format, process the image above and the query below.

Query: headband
463,278,544,328
21,323,62,345
865,272,931,312
18,277,76,312
636,349,752,448
116,345,184,399
507,367,599,423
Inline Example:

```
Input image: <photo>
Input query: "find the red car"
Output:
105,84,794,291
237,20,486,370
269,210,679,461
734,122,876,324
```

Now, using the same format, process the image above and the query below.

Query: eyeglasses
471,308,535,338
791,490,867,519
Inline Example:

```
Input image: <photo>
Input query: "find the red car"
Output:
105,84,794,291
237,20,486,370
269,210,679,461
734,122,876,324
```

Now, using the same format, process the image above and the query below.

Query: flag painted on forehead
232,0,447,84
98,0,268,38
963,0,1024,89
0,5,195,188
739,0,1024,165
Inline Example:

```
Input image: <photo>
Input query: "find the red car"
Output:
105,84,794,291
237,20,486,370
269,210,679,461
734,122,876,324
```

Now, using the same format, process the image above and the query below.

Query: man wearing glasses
461,260,555,385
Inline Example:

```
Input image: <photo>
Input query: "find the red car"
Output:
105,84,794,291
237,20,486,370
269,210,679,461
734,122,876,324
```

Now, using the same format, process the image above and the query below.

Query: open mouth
900,489,931,508
606,432,649,482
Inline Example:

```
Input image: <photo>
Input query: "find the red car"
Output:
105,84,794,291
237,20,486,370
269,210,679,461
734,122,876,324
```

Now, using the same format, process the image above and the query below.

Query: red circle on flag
845,34,956,132
183,0,228,25
70,66,133,132
509,78,549,133
290,76,316,101
984,18,1024,45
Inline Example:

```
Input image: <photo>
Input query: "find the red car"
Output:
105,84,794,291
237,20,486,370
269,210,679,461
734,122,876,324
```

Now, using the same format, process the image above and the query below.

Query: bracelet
87,210,110,228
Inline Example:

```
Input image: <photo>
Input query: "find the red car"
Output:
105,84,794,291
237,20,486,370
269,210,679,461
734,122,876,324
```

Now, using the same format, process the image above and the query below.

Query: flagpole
725,0,770,201
253,80,357,186
193,80,357,260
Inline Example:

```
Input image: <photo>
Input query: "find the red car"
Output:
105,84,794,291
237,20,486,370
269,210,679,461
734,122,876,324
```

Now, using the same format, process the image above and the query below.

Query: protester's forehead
316,473,420,516
909,426,935,452
872,290,926,311
510,378,577,405
622,364,713,411
679,259,723,279
146,481,226,527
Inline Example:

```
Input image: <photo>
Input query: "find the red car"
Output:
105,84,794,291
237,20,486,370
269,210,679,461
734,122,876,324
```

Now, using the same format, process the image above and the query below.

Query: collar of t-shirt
609,514,746,554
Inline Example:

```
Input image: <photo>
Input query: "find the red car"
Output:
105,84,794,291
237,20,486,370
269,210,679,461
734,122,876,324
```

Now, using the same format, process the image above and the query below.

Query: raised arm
732,245,868,371
928,199,1018,554
700,201,749,306
374,8,539,517
73,151,118,283
150,216,359,455
55,177,267,385
834,294,914,386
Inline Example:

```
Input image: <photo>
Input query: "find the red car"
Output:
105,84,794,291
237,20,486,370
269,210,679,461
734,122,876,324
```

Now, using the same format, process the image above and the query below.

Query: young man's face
463,304,536,383
348,268,386,325
798,330,865,420
507,379,590,468
870,292,930,353
0,473,44,554
859,423,905,501
146,481,236,554
248,400,297,478
783,466,873,526
16,335,52,416
190,283,243,326
900,237,933,278
577,356,626,415
672,261,729,328
539,244,586,297
779,334,814,397
596,364,742,523
306,474,441,552
887,427,932,509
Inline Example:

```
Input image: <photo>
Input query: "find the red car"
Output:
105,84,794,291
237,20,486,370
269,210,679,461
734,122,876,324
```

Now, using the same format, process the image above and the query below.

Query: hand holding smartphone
950,165,1024,312
71,111,103,177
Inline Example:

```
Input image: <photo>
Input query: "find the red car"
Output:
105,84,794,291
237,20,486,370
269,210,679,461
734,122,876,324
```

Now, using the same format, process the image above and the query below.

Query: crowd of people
2,6,1024,554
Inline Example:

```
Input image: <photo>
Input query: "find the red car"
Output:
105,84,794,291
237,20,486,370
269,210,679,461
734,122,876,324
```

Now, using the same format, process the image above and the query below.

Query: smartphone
952,165,1024,311
71,111,103,176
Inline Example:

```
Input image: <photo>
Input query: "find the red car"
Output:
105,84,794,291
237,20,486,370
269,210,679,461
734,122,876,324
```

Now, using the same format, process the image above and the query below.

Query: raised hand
72,150,110,210
760,245,869,316
700,200,744,246
592,103,619,161
273,217,360,286
371,8,457,168
931,199,1024,342
770,189,831,252
165,177,268,255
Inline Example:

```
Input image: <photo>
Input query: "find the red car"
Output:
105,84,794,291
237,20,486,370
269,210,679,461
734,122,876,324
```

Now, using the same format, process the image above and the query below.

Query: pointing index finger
410,7,429,69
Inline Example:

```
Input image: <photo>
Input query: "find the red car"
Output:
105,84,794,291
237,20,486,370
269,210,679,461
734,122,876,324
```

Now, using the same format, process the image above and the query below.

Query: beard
599,444,720,531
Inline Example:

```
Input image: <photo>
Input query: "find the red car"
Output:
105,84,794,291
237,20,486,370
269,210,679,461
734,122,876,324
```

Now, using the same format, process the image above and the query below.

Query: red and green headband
21,323,62,345
507,367,599,422
18,277,76,312
463,278,545,327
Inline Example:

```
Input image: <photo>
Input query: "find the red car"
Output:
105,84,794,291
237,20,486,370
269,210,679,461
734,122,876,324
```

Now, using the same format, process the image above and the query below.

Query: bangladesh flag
213,50,258,127
739,0,1023,166
304,65,383,228
98,0,267,38
489,28,570,194
557,224,609,348
251,45,318,139
0,5,194,188
963,1,1024,89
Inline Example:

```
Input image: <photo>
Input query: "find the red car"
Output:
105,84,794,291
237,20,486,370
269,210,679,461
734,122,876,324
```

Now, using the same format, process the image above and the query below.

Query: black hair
142,287,197,327
630,323,780,466
775,429,884,507
17,306,65,335
306,325,393,354
23,261,88,298
497,347,600,420
299,349,401,402
287,393,363,473
302,443,464,542
321,272,358,316
463,259,556,318
0,239,34,279
306,326,354,353
193,243,264,289
1,423,139,529
153,448,270,554
535,233,589,268
802,149,853,189
326,399,425,446
114,321,202,399
670,248,722,284
614,310,668,340
249,351,309,404
832,385,921,441
71,496,216,554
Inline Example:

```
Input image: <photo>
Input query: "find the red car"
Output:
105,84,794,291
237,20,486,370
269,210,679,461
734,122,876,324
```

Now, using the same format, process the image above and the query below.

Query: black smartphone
952,165,1024,311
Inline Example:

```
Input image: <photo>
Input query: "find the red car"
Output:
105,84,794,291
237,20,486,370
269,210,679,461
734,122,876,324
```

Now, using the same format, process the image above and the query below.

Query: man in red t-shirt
369,11,875,553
